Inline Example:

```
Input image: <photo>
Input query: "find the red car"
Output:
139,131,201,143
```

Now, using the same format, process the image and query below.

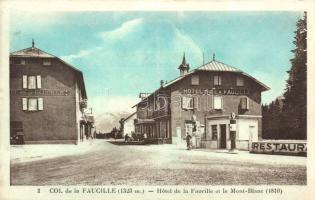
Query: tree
282,12,307,139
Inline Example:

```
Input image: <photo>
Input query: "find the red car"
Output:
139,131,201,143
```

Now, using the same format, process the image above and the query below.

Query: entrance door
220,124,226,149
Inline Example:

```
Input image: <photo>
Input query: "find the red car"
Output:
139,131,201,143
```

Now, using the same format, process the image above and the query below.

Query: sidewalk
10,140,102,164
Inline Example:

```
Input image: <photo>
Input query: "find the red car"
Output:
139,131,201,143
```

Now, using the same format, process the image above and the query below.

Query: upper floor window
11,59,25,65
213,96,223,110
43,60,51,66
23,75,41,89
236,76,244,86
191,75,199,85
182,96,194,110
214,75,221,86
241,97,249,110
22,97,43,111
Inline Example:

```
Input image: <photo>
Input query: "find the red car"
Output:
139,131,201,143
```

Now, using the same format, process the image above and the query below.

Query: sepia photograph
1,1,314,200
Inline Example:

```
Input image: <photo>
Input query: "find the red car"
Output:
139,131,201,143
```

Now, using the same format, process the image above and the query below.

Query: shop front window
211,125,217,140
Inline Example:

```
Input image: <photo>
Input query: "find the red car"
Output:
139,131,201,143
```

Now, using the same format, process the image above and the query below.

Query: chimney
178,53,189,76
160,80,164,88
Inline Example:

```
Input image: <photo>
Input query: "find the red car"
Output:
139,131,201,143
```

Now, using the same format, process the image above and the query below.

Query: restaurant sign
250,141,307,156
10,89,71,96
182,88,249,96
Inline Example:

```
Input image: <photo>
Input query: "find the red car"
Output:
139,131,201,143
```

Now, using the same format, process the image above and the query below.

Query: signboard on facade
10,89,71,96
181,88,249,96
250,141,307,156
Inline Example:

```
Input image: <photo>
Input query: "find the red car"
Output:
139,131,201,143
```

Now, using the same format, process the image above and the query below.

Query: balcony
152,106,170,118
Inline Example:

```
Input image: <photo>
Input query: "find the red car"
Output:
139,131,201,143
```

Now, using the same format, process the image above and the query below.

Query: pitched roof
133,59,270,108
10,47,55,58
164,60,270,91
10,46,88,99
196,60,241,72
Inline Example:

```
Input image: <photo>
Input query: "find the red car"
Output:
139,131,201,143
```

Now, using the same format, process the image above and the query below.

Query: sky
9,11,303,115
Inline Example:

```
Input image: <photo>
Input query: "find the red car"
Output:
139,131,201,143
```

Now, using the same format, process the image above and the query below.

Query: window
182,96,194,110
211,125,218,140
28,76,36,89
20,59,26,65
23,75,41,89
43,60,51,66
28,98,38,111
22,98,44,111
241,97,249,110
213,96,223,110
191,75,199,85
214,75,221,86
236,76,244,86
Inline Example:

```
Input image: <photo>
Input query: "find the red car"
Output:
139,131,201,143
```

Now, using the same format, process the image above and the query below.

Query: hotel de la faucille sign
10,89,70,96
181,88,249,96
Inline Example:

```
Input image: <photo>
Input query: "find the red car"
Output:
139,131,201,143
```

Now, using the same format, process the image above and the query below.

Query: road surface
10,140,306,185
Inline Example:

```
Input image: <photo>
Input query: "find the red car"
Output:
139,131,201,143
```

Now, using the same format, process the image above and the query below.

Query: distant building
133,54,269,150
10,41,94,144
120,112,137,137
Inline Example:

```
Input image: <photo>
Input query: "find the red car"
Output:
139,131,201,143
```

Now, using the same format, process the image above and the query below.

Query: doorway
220,124,226,149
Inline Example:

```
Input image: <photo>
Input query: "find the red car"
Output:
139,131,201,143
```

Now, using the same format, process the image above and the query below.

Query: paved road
10,140,306,185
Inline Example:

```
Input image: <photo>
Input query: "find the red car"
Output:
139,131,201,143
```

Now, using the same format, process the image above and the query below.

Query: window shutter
22,75,27,89
37,75,41,88
38,98,43,110
22,98,27,110
194,96,199,109
218,76,221,85
241,97,249,110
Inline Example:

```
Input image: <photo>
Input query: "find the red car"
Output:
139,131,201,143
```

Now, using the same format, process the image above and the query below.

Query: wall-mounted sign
10,89,71,96
250,141,307,156
181,88,249,96
229,124,237,131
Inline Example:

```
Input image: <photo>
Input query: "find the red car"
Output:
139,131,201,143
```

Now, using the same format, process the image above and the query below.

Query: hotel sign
250,141,307,156
10,89,71,96
182,88,249,95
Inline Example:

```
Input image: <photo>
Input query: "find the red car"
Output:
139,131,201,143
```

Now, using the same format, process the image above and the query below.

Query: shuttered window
182,96,193,110
22,98,44,111
214,75,221,86
22,75,42,89
214,96,223,110
22,75,27,89
241,97,249,110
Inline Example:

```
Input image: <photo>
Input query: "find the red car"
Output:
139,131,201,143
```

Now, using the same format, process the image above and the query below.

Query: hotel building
134,55,269,150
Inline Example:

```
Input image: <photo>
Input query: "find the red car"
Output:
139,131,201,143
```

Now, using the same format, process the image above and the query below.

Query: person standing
186,133,192,150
